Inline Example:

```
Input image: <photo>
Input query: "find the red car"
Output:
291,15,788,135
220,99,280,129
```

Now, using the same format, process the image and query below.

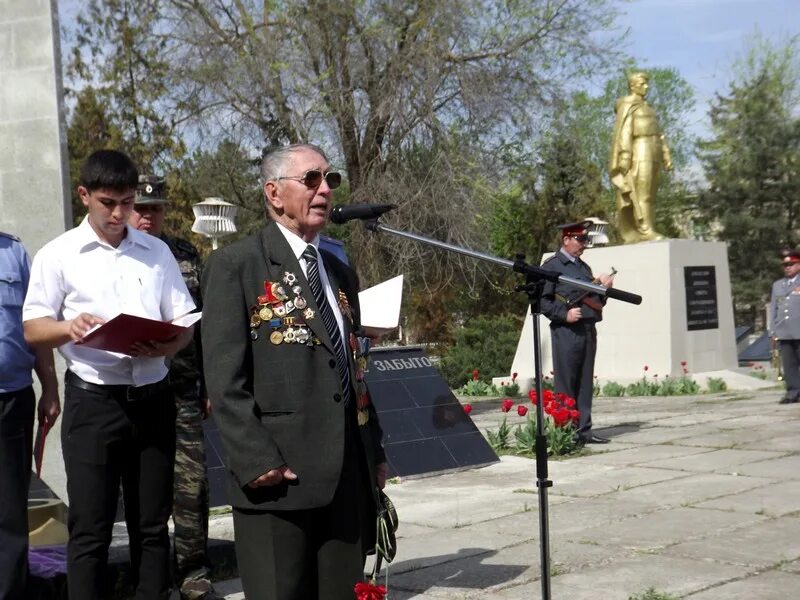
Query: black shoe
779,397,799,404
584,434,610,444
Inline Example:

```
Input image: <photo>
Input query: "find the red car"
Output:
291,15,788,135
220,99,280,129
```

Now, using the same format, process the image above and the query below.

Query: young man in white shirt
23,150,196,600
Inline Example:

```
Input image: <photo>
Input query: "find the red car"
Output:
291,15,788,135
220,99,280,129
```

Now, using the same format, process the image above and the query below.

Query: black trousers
551,323,597,436
62,374,175,600
779,339,800,400
232,417,372,600
0,386,34,600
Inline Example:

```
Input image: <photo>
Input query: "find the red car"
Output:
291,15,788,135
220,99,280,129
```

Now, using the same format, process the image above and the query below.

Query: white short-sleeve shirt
23,217,196,385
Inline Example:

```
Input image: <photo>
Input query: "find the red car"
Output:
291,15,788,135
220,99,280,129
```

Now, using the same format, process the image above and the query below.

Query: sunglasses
568,234,590,243
277,169,342,190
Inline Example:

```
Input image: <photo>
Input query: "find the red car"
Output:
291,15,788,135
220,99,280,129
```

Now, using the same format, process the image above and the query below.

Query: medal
357,409,369,426
250,329,258,341
272,282,288,301
292,285,303,295
270,330,284,345
250,313,262,328
294,296,307,309
295,327,310,344
273,303,287,317
338,290,352,321
303,308,315,320
283,271,297,286
258,306,273,321
284,300,295,314
283,327,296,342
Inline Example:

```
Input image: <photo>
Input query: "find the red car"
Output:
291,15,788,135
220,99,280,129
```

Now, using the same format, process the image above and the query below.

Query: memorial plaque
684,266,719,331
365,346,498,478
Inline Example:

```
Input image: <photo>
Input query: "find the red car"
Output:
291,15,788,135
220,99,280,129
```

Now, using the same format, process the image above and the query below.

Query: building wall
0,0,71,253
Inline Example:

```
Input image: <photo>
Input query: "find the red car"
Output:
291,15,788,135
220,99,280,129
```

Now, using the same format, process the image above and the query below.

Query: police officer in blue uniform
770,250,800,404
540,221,615,444
0,231,59,600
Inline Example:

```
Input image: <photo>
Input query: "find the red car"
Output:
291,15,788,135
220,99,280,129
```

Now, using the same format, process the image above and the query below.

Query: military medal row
250,273,318,344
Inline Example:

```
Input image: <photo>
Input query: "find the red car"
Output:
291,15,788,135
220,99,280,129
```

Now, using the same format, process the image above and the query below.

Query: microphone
329,203,396,225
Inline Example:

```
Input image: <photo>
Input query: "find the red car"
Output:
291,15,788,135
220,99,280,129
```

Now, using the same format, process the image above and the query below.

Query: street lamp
191,197,237,250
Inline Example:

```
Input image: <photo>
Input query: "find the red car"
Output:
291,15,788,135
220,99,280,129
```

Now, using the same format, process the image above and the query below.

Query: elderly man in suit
770,249,800,404
201,143,387,599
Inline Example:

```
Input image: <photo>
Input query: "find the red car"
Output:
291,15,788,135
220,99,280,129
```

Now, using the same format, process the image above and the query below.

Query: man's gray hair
260,143,329,188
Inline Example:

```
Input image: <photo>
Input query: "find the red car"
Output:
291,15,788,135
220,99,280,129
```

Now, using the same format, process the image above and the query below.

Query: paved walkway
206,386,800,599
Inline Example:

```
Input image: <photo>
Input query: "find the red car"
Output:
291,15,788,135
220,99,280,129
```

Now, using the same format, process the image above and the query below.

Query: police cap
135,175,169,205
556,220,593,237
781,250,800,266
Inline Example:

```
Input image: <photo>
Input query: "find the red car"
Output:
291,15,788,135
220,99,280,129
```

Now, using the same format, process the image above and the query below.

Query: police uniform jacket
770,275,800,340
201,220,385,511
540,249,604,326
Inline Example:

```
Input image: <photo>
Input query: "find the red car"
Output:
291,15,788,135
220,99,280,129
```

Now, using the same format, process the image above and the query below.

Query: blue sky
612,0,798,140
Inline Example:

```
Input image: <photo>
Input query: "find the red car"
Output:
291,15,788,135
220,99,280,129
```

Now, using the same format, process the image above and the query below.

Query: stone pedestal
500,240,739,390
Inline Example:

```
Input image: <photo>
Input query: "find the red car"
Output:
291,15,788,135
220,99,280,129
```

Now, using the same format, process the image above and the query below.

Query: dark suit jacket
201,221,385,511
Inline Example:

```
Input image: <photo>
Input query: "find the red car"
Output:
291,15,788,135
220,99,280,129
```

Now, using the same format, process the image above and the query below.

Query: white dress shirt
275,222,346,340
23,217,196,385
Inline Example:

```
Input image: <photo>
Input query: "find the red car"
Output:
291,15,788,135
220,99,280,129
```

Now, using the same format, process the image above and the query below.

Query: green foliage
513,417,538,454
500,381,520,397
459,379,500,397
628,588,679,600
625,377,660,396
699,34,800,325
600,381,626,397
706,377,728,393
486,418,512,451
487,414,579,457
438,314,523,388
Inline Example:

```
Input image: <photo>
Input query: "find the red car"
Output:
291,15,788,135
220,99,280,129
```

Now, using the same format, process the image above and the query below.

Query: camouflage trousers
173,394,211,583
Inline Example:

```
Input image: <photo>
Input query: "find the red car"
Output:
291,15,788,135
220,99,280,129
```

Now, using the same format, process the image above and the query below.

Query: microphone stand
362,219,641,600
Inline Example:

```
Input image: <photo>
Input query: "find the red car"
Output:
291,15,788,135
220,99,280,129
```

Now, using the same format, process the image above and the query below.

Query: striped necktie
302,245,353,406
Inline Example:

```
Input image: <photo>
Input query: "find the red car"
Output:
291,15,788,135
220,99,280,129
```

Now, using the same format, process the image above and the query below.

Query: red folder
74,313,201,355
33,418,51,478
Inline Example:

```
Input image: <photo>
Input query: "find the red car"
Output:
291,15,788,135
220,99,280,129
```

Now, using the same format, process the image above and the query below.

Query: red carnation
517,405,528,417
463,403,473,415
471,369,479,381
512,372,518,381
354,581,387,600
501,398,514,412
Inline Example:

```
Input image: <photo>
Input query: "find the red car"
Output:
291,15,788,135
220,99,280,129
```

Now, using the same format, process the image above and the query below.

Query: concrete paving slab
687,569,800,599
609,472,773,509
389,538,631,599
577,506,766,551
550,465,686,498
664,516,800,568
694,480,800,517
488,554,748,600
734,454,800,479
563,444,712,467
610,423,723,444
739,433,800,452
645,411,726,427
676,427,786,449
643,448,786,473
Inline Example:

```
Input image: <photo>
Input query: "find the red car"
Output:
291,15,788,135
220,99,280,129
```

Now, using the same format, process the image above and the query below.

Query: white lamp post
191,197,238,250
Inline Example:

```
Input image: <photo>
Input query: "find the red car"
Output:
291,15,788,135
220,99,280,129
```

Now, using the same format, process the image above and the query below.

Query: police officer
540,221,615,444
1,231,60,600
23,150,196,600
769,249,800,404
128,175,220,600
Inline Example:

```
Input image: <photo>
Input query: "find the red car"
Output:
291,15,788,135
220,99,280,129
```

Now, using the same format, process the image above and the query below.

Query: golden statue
608,72,672,243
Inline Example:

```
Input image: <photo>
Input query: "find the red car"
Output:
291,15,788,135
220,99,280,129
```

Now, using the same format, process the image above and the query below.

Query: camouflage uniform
163,234,213,596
